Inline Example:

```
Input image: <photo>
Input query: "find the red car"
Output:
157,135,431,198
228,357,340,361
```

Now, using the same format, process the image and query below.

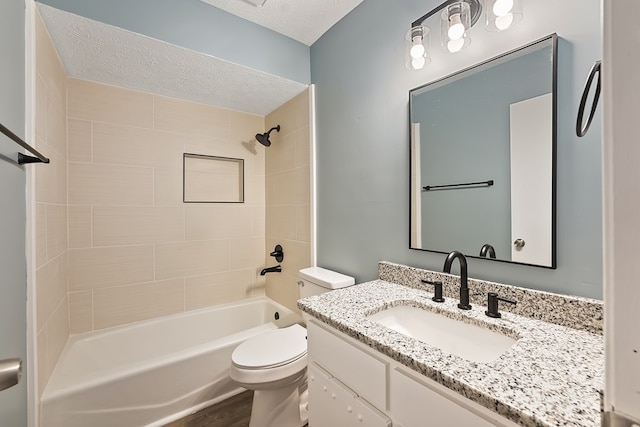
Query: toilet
230,267,355,427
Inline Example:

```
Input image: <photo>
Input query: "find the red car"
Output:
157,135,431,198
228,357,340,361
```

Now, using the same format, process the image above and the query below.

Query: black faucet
260,265,282,276
479,243,496,259
443,251,471,310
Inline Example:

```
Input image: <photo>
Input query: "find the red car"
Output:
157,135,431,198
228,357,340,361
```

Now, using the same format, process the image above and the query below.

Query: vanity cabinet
307,319,519,427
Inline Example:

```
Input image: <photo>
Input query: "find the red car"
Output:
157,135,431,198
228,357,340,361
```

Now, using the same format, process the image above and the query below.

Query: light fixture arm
411,0,482,29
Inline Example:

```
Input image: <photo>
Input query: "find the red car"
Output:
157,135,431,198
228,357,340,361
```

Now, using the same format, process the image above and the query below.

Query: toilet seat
232,324,307,369
230,324,308,386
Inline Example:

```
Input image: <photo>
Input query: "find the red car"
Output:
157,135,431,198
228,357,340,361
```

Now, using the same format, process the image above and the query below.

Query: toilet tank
298,267,355,299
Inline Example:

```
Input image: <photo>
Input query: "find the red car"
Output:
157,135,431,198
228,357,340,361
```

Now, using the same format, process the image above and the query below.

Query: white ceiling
200,0,363,46
38,4,308,116
37,0,362,116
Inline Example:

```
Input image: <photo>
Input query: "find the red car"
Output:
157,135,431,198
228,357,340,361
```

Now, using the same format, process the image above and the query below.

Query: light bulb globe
495,13,514,30
493,0,514,16
410,42,426,59
447,38,465,53
448,23,465,40
411,57,426,70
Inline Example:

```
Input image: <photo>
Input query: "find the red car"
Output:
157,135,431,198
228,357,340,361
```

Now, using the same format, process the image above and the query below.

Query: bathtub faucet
260,265,282,276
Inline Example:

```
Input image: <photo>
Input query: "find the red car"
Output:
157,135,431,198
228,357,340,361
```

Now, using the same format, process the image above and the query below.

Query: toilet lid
232,324,307,369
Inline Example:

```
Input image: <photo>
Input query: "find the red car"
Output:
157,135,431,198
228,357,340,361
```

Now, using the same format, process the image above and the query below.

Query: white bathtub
41,297,301,427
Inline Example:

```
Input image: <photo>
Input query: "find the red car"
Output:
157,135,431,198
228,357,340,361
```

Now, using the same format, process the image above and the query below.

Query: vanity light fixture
406,0,524,68
440,1,473,53
405,25,431,70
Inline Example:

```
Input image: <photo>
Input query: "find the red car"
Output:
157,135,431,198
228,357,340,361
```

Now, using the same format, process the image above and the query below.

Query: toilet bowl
230,267,355,427
230,324,309,427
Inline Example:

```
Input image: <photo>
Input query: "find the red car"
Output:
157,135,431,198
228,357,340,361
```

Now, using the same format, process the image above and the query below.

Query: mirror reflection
410,34,557,268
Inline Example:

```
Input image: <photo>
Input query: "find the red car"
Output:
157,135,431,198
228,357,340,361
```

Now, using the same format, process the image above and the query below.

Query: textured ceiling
200,0,363,46
38,4,308,116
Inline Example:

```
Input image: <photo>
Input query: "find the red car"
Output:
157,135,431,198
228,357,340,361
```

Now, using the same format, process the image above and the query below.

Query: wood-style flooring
164,391,253,427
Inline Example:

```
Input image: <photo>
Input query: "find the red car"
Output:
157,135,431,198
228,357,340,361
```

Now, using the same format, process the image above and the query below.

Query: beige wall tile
252,148,266,176
68,119,92,162
36,203,47,268
185,270,253,311
69,291,92,334
154,167,184,205
265,273,301,314
185,205,253,240
294,127,311,168
296,204,311,243
154,95,228,136
46,297,70,376
37,330,49,397
69,245,154,290
266,205,297,241
228,110,264,143
155,240,229,280
266,166,310,205
35,142,66,205
35,11,66,107
93,206,184,246
46,94,67,158
68,163,153,206
252,206,266,238
46,204,68,261
265,130,296,175
230,238,265,270
36,253,68,331
244,174,265,206
93,123,183,168
68,206,92,249
35,76,46,140
93,279,184,330
184,135,230,158
67,78,153,127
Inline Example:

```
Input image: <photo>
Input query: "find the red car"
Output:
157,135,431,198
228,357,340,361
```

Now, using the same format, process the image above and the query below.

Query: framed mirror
410,34,557,268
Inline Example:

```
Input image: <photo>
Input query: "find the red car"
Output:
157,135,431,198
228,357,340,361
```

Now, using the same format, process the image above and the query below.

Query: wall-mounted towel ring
576,60,601,137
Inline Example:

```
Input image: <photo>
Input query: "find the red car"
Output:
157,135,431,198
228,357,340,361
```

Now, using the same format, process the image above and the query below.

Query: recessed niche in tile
183,153,244,203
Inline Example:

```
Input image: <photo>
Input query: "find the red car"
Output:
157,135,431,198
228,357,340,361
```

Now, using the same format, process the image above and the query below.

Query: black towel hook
576,60,601,137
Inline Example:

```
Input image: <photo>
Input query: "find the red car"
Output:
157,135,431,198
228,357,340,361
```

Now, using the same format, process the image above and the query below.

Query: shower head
255,125,281,147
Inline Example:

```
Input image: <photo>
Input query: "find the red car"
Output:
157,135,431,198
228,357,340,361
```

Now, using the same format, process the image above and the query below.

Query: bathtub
41,296,301,427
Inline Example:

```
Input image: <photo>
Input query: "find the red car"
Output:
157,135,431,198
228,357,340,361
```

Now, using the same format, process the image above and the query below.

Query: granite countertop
298,279,604,427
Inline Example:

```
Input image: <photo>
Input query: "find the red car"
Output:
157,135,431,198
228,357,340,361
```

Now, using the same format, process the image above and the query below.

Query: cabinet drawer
308,320,388,410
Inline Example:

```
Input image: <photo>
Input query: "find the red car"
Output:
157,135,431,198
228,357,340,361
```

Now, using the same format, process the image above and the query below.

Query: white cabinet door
308,363,355,427
355,398,391,427
390,368,511,427
308,363,336,427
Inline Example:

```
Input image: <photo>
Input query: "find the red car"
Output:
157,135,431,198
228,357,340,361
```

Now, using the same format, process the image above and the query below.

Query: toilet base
248,380,308,427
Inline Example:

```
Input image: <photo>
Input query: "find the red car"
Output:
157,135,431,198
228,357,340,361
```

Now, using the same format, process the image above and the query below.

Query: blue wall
0,0,27,424
311,0,603,299
37,0,311,84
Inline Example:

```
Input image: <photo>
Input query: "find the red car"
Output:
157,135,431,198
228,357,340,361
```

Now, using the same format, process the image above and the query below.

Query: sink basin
367,305,516,363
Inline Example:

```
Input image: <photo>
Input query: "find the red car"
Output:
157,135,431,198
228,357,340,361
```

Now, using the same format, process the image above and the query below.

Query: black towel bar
423,179,493,191
0,122,50,164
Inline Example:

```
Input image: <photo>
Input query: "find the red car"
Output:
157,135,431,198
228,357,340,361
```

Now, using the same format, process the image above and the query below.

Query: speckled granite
298,280,604,427
378,261,604,335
